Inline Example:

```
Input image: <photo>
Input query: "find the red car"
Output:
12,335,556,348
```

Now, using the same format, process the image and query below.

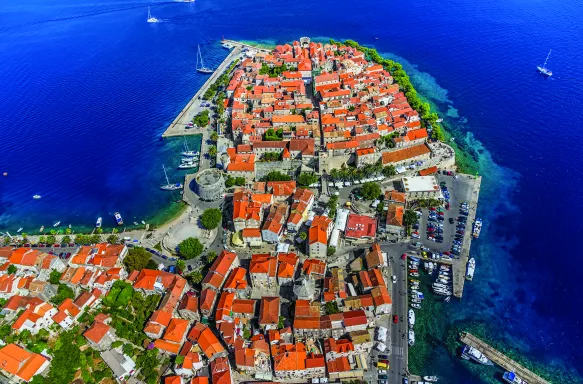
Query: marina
460,332,551,384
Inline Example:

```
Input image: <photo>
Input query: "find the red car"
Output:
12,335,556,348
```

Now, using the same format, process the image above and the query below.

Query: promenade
460,332,551,384
162,46,242,138
452,175,481,298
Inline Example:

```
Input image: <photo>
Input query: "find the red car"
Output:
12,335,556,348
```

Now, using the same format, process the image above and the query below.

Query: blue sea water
1,0,582,382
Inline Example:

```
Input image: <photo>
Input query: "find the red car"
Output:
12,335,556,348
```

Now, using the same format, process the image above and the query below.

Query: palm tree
329,169,340,181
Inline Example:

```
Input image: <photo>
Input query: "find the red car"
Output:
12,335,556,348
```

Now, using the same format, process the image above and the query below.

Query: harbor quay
460,332,551,384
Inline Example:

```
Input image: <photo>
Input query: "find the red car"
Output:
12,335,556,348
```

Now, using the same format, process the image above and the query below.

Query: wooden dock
162,46,242,138
452,175,481,298
460,332,551,384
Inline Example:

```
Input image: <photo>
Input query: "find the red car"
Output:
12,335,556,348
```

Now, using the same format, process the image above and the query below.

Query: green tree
21,232,28,239
7,265,17,275
46,235,57,245
192,110,210,126
324,301,340,315
210,131,218,142
208,145,217,158
96,227,103,234
206,251,217,264
62,235,72,244
235,177,246,185
298,172,319,187
377,202,385,213
403,209,419,235
178,237,204,260
382,165,396,177
225,176,236,188
200,208,222,230
38,235,46,244
50,284,75,305
65,228,72,235
90,234,101,244
360,182,381,200
299,232,307,241
261,171,291,182
123,247,152,273
187,270,204,285
327,246,336,256
175,259,186,272
112,228,118,234
265,128,284,141
49,270,62,284
107,234,119,244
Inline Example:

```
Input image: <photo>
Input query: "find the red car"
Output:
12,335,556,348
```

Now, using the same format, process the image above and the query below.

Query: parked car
393,315,399,323
378,354,389,359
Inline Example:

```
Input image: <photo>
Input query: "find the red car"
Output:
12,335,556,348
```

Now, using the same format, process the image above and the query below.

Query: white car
378,369,388,374
392,275,397,284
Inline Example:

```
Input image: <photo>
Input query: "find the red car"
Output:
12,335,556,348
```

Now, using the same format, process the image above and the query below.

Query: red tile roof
259,297,280,325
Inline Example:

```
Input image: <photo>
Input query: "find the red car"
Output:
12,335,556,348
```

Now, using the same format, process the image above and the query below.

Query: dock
452,175,481,298
162,46,242,138
460,332,551,384
221,39,272,53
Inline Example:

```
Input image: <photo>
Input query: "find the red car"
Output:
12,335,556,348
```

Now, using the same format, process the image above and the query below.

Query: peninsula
1,37,532,384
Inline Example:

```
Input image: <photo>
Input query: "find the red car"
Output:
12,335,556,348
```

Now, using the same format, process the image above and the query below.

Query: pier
460,332,551,384
452,175,481,298
162,46,242,138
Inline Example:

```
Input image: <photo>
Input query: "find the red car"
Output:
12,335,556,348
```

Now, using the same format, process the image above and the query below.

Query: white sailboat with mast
196,45,213,74
161,165,183,191
147,7,159,23
181,138,199,157
537,49,553,76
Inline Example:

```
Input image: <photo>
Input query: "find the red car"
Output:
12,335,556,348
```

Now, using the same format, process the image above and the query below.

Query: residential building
308,215,333,258
344,213,377,241
249,254,278,289
0,344,49,382
401,176,443,199
100,349,136,382
258,296,280,330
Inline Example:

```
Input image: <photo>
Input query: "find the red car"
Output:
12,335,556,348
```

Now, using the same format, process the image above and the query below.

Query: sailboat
181,138,198,157
537,49,553,76
161,165,183,191
147,7,159,23
196,45,213,74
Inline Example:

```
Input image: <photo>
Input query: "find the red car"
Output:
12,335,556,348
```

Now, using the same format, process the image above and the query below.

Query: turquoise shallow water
0,0,582,382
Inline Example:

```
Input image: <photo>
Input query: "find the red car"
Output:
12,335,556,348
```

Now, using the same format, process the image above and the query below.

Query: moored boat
39,226,44,232
466,257,476,280
472,218,482,238
96,217,102,228
161,165,183,190
424,376,439,382
114,212,123,226
408,330,415,346
461,345,492,365
502,371,527,384
17,228,23,233
411,303,421,309
53,221,60,227
408,309,415,327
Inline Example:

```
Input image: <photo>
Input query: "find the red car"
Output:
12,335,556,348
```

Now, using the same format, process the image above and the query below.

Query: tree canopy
7,265,17,275
49,270,62,284
261,171,292,182
178,237,204,260
192,110,210,127
200,208,222,230
360,182,381,200
50,284,75,306
298,172,319,187
123,247,152,273
264,128,284,141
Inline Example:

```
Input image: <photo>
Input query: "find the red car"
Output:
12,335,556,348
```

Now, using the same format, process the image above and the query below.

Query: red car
429,207,436,211
445,203,450,210
393,315,399,323
401,254,407,260
427,228,435,232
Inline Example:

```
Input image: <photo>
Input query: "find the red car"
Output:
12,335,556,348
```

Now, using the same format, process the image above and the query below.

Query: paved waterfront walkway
460,332,551,384
451,175,481,298
162,46,242,138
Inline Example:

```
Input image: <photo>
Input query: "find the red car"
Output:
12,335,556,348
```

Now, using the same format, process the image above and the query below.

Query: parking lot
409,173,476,258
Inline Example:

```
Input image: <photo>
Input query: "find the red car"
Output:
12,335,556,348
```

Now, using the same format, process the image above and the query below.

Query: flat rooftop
402,176,440,193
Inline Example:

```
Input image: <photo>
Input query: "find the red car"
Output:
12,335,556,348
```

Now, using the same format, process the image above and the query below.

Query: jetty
452,175,481,298
162,46,242,138
460,332,551,384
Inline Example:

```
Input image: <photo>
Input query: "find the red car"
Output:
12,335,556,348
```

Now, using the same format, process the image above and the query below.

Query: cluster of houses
0,238,392,383
217,37,451,187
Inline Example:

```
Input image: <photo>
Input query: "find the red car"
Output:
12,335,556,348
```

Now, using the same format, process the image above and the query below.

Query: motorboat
39,226,44,232
96,217,102,228
17,228,23,233
133,222,139,226
53,221,60,227
472,218,482,238
466,258,476,280
411,298,422,304
503,371,527,384
114,212,123,226
461,345,492,365
33,195,41,199
408,330,415,346
411,303,421,309
424,376,439,382
408,309,415,327
141,220,146,225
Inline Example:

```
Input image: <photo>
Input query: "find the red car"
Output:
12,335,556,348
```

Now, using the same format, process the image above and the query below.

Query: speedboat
53,221,60,227
466,257,476,280
502,371,527,384
408,330,415,346
424,376,439,382
461,345,492,365
133,221,139,226
411,303,421,309
114,212,123,226
178,161,198,169
411,298,422,304
141,220,146,225
33,195,41,199
39,226,44,232
17,228,23,233
96,217,102,228
408,309,415,327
